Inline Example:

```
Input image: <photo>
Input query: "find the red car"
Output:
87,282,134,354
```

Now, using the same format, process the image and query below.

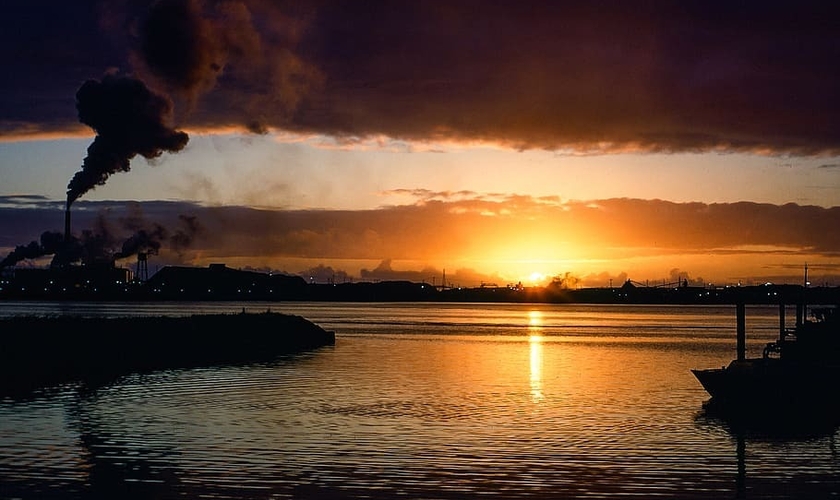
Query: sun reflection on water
529,336,544,402
528,310,545,402
527,310,543,327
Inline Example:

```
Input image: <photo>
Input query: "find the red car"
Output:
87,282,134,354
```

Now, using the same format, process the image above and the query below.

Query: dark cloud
0,1,121,137
290,0,840,154
139,0,224,97
3,1,840,154
0,195,58,211
131,0,321,131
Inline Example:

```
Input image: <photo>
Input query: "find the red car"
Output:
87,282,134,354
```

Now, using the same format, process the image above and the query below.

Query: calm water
1,301,838,499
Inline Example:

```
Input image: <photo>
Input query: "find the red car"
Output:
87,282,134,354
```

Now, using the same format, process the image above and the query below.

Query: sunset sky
1,0,839,287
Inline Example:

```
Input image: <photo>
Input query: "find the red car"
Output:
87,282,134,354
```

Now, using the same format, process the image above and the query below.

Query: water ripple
2,303,838,499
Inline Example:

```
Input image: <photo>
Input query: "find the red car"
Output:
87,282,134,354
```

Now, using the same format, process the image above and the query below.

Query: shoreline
0,311,335,395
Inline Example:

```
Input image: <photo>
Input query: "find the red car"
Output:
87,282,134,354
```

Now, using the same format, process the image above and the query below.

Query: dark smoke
112,210,203,260
1,212,202,269
0,231,65,268
114,225,167,260
112,213,202,261
169,214,202,255
67,74,189,206
78,225,118,265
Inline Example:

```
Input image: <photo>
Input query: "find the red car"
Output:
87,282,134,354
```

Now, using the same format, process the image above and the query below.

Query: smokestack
64,202,71,243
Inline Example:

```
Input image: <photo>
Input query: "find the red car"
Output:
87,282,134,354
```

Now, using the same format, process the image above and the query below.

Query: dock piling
779,302,786,341
736,302,746,361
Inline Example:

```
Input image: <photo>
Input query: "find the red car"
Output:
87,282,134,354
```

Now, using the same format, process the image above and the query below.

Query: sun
528,272,546,285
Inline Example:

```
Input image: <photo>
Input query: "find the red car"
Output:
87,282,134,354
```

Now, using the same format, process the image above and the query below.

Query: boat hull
692,358,840,410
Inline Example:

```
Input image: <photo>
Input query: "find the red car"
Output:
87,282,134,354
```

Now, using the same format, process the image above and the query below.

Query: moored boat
692,302,840,411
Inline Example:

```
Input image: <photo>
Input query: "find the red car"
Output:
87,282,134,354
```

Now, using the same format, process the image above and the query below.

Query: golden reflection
527,310,546,402
528,310,543,328
529,334,544,402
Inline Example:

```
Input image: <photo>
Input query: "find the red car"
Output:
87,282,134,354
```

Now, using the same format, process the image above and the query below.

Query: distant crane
626,278,689,288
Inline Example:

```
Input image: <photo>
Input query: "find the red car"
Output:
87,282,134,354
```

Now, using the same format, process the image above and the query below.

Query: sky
1,0,840,288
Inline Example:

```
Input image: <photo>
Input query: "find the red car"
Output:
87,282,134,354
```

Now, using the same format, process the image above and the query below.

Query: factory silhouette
3,249,839,305
2,194,838,305
3,192,838,305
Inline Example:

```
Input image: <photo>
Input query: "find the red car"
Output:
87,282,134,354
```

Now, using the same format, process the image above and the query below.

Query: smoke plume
113,225,167,260
0,231,65,269
0,211,202,269
67,74,189,206
169,214,202,255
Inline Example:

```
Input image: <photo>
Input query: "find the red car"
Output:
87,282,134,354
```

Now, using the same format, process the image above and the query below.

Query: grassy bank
0,311,335,395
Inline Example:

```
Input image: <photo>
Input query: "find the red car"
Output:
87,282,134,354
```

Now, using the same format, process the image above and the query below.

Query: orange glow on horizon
0,126,92,143
528,272,546,285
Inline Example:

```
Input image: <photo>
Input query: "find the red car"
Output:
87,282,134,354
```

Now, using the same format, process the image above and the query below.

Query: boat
692,301,840,412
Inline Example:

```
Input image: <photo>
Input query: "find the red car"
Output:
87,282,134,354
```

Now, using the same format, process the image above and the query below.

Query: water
1,301,838,499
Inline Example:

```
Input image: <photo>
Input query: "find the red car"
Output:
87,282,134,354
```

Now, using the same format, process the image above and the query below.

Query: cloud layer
2,194,838,285
3,1,840,154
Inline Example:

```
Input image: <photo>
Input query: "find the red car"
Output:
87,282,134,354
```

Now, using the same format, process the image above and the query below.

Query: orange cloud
2,195,839,285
